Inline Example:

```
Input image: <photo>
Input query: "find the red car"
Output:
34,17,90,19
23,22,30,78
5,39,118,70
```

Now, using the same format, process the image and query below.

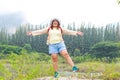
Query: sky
0,0,120,26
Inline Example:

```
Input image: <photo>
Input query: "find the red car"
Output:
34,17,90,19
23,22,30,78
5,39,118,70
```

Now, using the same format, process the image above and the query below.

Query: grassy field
0,53,120,80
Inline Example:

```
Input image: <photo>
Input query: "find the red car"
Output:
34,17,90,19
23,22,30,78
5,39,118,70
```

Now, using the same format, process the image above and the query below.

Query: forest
0,23,120,56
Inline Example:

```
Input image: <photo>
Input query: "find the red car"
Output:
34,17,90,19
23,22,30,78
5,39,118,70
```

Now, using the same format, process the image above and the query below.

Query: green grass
0,53,120,80
0,53,54,80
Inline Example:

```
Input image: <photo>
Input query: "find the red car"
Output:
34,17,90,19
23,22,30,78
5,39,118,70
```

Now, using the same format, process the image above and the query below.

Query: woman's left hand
77,31,84,36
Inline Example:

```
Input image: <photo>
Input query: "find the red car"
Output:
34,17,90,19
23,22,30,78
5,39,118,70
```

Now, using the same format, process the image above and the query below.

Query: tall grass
0,53,120,80
0,52,54,80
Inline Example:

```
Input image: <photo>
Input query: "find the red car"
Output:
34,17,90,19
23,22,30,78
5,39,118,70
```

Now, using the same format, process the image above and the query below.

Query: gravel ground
35,77,102,80
34,72,103,80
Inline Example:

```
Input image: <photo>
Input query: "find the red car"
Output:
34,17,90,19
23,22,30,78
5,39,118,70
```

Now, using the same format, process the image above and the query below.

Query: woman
27,19,84,78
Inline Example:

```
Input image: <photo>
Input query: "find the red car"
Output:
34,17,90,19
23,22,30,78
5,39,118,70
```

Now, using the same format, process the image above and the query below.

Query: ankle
72,66,76,68
55,71,58,73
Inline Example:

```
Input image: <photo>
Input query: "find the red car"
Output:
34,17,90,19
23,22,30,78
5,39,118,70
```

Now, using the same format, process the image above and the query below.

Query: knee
64,53,70,58
52,55,58,62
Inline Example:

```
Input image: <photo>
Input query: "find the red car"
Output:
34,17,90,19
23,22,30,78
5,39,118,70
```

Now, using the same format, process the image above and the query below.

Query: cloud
0,0,120,26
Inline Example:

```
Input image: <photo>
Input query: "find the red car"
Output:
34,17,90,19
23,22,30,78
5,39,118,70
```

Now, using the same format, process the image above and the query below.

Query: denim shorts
49,42,66,54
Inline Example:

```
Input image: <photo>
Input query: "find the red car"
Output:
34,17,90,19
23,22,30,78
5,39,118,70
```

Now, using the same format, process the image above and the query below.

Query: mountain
0,12,27,33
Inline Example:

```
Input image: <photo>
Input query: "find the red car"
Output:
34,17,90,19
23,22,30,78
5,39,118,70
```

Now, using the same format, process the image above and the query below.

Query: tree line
0,23,120,56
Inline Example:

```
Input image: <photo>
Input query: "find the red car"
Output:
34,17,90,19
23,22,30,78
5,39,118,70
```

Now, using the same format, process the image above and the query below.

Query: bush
89,41,120,58
72,54,94,63
74,48,81,56
23,44,32,53
0,45,24,54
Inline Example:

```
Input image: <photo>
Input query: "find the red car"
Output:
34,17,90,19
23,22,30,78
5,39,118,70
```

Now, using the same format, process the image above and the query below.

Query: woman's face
52,21,59,27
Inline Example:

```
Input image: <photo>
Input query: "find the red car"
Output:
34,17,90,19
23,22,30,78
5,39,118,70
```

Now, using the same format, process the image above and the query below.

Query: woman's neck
53,26,58,29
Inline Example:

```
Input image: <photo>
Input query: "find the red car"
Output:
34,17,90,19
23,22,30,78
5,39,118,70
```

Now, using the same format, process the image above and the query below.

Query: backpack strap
59,27,63,33
47,27,51,33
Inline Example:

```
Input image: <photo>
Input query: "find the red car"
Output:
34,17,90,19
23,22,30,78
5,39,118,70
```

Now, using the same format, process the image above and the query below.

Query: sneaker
72,66,79,72
54,71,59,78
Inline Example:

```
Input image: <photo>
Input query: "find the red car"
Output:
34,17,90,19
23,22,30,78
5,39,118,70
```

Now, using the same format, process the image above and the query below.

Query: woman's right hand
27,31,32,36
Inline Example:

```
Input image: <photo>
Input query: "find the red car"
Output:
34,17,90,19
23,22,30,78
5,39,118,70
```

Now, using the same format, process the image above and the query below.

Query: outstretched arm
62,28,84,36
27,27,49,36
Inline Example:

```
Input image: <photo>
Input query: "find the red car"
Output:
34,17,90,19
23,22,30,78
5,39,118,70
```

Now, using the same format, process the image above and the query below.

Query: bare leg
51,54,58,72
60,49,74,67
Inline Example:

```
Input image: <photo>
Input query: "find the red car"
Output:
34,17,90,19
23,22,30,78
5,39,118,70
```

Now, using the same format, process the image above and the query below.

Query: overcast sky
0,0,120,26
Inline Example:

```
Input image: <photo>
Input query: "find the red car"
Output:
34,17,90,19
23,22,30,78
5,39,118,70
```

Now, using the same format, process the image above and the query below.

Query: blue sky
0,0,120,26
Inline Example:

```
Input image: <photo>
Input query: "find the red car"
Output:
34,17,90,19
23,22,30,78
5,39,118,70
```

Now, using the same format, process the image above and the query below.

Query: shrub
89,41,120,59
0,45,24,54
72,54,94,63
23,44,32,53
74,48,81,56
